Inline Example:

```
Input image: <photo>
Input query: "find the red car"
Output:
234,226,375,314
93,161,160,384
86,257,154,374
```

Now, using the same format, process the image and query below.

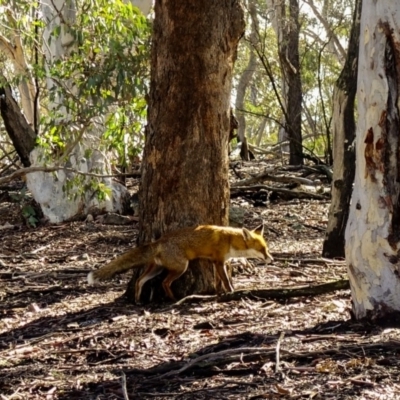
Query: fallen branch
216,279,350,302
231,171,317,188
231,184,328,200
132,340,399,380
154,346,275,379
0,165,140,185
168,280,350,307
271,256,345,265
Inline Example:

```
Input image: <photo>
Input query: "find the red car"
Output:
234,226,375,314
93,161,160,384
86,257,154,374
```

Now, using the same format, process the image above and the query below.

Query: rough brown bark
0,84,36,167
125,1,245,303
322,0,361,258
279,0,303,165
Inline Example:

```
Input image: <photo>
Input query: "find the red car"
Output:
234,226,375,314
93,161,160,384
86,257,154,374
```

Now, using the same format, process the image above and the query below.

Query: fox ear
242,227,252,241
252,224,264,236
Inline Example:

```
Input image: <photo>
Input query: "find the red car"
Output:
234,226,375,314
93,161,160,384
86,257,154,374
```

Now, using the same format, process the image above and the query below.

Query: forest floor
1,162,400,399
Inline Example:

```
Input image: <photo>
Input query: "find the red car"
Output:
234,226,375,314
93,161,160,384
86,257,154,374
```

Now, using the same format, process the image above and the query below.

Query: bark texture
125,1,245,303
345,1,400,320
0,84,36,167
323,0,361,258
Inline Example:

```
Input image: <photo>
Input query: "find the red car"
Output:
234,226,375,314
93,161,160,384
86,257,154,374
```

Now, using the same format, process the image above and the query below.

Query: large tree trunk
345,1,400,320
125,0,245,303
322,0,361,258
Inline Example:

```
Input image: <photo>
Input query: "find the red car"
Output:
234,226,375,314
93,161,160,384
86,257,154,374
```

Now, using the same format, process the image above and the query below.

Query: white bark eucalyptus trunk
345,1,400,320
26,0,129,223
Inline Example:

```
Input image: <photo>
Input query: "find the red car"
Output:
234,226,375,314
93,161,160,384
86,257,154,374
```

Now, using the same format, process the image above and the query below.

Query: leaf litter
0,164,399,399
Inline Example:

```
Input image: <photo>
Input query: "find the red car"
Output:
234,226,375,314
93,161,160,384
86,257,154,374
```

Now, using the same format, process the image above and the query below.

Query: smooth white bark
26,0,127,223
345,1,400,319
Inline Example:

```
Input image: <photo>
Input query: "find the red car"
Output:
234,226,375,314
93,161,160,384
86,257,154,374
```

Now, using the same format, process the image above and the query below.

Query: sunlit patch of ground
1,180,399,399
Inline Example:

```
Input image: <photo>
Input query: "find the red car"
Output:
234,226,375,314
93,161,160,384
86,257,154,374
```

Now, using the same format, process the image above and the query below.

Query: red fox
88,224,273,303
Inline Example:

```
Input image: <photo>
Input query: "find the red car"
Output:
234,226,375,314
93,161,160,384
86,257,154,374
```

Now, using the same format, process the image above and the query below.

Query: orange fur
88,225,273,303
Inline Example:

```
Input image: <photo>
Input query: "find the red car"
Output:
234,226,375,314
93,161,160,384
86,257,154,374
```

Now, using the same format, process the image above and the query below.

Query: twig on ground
121,371,130,400
174,294,218,306
272,256,345,265
275,332,285,373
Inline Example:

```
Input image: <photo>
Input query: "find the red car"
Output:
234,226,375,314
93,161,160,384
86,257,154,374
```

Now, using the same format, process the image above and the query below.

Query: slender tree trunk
284,0,303,165
274,0,303,165
345,1,400,320
267,0,289,157
0,83,36,167
235,0,258,161
323,0,361,258
125,1,245,303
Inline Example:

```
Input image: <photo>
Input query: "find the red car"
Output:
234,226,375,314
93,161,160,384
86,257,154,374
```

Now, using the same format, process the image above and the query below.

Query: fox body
88,224,273,303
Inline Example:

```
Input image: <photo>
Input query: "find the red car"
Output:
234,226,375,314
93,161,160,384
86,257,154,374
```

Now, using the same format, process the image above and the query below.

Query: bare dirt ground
1,168,400,399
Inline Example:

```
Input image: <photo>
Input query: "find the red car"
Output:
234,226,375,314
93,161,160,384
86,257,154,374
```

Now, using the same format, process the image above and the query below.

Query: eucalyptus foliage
233,0,354,160
0,0,150,168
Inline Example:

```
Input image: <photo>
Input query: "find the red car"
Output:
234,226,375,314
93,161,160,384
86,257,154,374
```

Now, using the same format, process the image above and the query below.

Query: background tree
232,0,352,164
1,1,356,213
278,0,303,165
345,0,400,320
125,0,245,303
323,0,361,258
0,0,150,223
234,0,259,161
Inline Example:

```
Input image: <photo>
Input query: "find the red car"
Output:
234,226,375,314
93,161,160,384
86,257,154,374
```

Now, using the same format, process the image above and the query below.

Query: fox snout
262,249,274,264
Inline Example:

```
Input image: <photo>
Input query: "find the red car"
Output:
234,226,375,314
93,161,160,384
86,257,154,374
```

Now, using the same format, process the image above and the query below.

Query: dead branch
231,184,328,200
170,280,350,307
217,279,350,302
131,340,399,380
0,165,140,185
230,170,317,188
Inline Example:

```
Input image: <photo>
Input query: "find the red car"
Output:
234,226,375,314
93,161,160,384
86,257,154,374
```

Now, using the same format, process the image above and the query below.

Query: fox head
242,224,273,263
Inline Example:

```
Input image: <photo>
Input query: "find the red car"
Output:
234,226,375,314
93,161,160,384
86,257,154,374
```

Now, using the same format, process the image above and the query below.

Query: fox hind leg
135,263,164,304
161,260,189,301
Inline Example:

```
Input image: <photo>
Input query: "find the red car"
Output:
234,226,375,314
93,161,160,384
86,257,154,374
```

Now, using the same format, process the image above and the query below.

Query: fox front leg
214,261,234,293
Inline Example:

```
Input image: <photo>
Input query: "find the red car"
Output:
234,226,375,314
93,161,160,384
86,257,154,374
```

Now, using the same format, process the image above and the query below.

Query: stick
121,371,129,400
275,331,285,373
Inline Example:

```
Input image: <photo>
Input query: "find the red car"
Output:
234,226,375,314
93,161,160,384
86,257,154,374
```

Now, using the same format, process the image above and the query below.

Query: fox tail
87,243,157,284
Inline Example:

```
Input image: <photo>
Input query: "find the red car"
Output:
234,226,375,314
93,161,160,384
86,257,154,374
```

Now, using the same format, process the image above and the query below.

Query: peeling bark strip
345,2,400,320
